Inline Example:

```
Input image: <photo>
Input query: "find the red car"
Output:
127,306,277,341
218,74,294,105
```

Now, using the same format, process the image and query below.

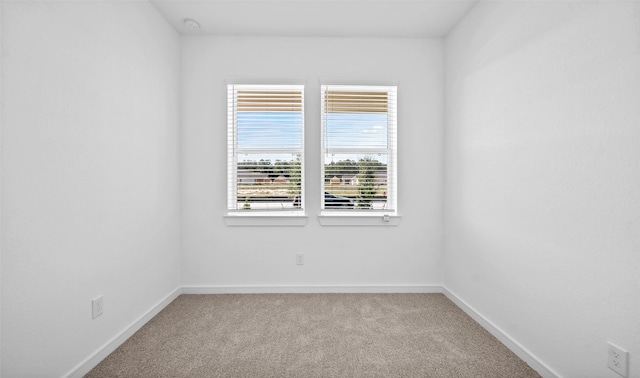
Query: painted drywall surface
1,2,181,376
444,2,640,377
0,2,3,374
181,37,443,287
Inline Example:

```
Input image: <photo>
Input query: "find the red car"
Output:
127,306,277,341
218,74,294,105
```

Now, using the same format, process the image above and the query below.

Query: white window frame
225,84,307,226
319,84,400,225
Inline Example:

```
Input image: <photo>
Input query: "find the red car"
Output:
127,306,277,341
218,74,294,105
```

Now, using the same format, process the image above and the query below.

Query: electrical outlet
92,295,104,319
296,253,304,265
608,342,628,377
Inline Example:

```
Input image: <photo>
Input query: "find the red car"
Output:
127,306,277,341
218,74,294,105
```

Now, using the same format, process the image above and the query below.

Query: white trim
442,286,560,378
182,284,440,294
64,287,182,378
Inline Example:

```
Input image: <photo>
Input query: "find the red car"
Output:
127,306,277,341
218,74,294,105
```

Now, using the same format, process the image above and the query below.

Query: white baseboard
64,285,557,378
442,286,560,378
182,284,442,294
64,287,182,378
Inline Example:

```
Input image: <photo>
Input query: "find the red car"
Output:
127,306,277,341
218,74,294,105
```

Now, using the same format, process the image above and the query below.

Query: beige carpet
86,293,540,378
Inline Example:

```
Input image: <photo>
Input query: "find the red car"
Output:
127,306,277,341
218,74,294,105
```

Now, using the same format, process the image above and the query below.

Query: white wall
0,0,4,376
181,36,443,289
444,2,640,377
1,2,181,376
0,2,3,374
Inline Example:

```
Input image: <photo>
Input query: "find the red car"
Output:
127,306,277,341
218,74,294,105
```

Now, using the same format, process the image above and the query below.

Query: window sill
224,212,308,227
318,213,402,226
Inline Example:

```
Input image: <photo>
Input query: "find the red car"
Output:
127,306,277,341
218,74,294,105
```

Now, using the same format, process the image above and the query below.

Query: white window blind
228,84,304,212
321,85,397,212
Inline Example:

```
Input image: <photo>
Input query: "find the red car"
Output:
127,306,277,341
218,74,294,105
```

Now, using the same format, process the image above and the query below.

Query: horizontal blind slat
237,90,302,112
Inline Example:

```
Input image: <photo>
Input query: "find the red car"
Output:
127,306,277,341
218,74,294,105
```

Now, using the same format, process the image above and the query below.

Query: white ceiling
149,0,478,38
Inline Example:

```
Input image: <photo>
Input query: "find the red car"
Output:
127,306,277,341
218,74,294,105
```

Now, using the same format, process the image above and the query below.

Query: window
321,85,397,213
227,85,304,213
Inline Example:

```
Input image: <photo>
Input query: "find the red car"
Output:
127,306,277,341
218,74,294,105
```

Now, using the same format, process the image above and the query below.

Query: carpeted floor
86,293,541,377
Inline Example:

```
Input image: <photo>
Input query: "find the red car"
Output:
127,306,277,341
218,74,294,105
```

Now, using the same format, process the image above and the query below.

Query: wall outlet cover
607,342,628,377
92,296,104,319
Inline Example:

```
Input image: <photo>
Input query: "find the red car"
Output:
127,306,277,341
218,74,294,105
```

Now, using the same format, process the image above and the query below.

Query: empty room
1,0,639,377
